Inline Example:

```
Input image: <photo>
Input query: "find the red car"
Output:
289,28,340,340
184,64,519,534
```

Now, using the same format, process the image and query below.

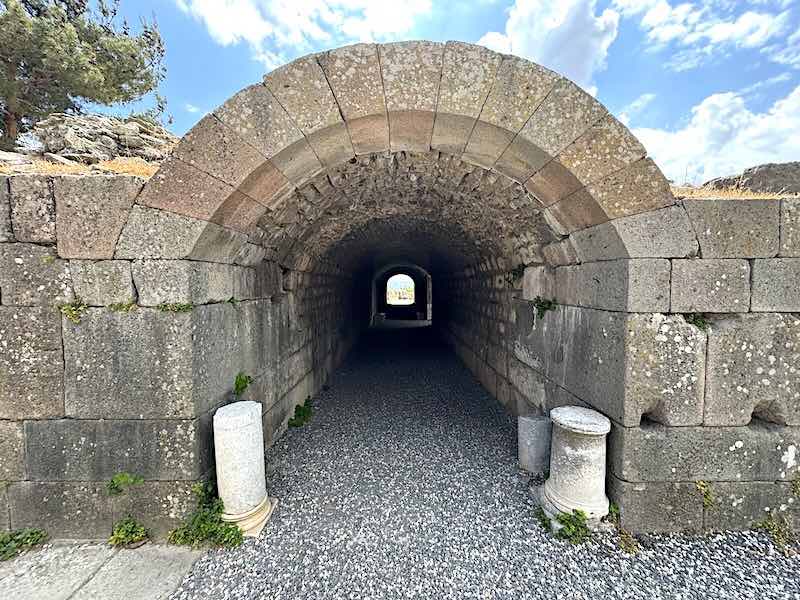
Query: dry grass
672,184,800,200
0,156,159,178
94,157,160,178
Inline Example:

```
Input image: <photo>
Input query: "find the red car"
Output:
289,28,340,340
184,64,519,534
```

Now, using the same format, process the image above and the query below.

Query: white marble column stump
540,406,611,528
213,400,277,537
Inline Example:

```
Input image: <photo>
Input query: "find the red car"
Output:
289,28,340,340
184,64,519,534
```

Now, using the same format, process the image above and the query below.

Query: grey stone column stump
518,415,552,476
540,406,611,527
213,401,277,537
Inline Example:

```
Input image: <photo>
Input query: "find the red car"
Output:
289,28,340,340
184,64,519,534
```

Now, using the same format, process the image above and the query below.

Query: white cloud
613,0,793,71
634,84,800,183
184,103,202,114
175,0,432,69
476,0,619,90
618,92,656,125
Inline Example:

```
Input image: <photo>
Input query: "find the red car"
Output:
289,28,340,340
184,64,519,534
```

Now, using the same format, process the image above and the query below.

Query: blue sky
114,0,800,184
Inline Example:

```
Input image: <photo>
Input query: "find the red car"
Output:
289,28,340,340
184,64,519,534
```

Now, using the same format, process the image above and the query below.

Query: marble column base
222,495,278,538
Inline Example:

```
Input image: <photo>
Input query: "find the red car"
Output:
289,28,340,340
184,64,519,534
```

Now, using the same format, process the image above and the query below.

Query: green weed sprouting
168,482,243,549
0,528,47,561
108,516,148,547
288,398,313,428
59,298,88,324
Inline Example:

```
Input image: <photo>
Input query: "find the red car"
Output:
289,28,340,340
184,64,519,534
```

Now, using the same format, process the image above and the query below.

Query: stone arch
16,41,798,540
371,262,433,325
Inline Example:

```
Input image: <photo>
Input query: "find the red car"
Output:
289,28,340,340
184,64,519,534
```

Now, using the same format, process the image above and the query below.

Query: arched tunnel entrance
118,40,703,534
7,41,797,560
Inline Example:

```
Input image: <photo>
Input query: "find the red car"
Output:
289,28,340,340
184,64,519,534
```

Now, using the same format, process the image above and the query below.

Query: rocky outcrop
32,113,177,164
704,161,800,194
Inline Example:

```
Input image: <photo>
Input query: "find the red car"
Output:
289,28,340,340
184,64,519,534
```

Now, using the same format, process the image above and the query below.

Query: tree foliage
0,0,166,148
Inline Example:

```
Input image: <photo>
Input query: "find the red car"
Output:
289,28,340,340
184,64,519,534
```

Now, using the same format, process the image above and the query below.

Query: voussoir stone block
683,199,780,258
556,115,646,187
214,83,304,161
173,114,266,188
555,259,670,312
0,176,12,242
0,243,73,306
132,259,238,305
8,175,55,243
0,420,25,480
25,418,205,481
380,41,444,152
70,260,134,306
318,44,389,155
670,259,750,313
0,306,64,419
570,205,698,261
585,158,675,220
137,156,239,222
705,313,800,426
781,199,799,256
432,42,502,154
751,258,800,312
54,175,142,259
609,420,800,482
542,238,579,266
521,78,604,159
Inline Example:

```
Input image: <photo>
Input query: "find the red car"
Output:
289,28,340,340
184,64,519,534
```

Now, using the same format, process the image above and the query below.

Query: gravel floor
170,329,800,600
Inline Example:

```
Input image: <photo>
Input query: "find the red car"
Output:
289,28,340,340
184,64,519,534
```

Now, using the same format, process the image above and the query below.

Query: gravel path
170,330,800,600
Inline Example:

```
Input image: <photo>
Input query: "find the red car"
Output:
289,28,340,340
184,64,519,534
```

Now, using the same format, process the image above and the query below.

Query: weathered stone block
683,199,780,258
110,481,196,538
542,188,608,233
344,115,390,155
705,314,800,426
555,259,670,312
704,481,798,531
306,122,355,167
557,115,646,187
0,306,64,419
462,121,515,168
268,138,324,185
671,259,750,313
518,415,551,475
522,265,555,300
54,175,142,259
624,313,706,426
520,78,602,158
137,156,240,223
608,475,703,533
524,158,583,207
264,55,342,136
495,136,550,183
8,175,55,243
8,482,111,538
115,206,250,265
25,419,204,481
781,199,799,256
609,421,800,482
0,176,12,242
570,205,698,261
0,243,73,306
433,42,502,153
542,238,578,266
586,158,674,220
214,83,304,160
173,115,265,188
751,259,800,312
63,308,195,419
70,260,134,306
132,260,237,305
0,420,25,480
478,56,559,137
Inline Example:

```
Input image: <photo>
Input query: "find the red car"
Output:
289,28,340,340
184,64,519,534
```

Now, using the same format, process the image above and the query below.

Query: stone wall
0,173,356,537
440,198,800,533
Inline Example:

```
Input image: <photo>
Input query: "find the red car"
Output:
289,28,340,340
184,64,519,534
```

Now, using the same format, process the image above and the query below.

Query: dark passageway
169,330,796,600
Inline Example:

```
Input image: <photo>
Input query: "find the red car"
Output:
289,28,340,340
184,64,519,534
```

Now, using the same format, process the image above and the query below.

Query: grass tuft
106,472,144,496
108,516,148,547
554,509,591,545
0,528,47,561
695,480,716,508
234,372,253,398
59,298,89,324
755,512,796,555
168,482,243,549
288,398,313,428
157,302,194,313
